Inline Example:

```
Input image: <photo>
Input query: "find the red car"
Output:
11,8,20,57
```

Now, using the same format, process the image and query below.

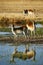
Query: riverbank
0,36,43,44
0,27,43,44
0,27,43,35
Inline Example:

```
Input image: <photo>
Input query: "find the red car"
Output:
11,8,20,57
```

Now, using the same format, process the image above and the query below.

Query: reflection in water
11,48,36,62
0,43,43,65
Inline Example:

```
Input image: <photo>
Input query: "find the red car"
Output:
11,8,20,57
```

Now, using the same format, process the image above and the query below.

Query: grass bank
0,27,43,36
0,27,11,32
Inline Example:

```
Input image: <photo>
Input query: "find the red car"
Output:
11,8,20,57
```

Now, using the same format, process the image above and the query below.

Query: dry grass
0,1,43,20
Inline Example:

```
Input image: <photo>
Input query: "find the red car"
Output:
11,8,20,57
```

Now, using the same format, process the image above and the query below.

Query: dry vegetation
0,0,43,19
0,0,43,27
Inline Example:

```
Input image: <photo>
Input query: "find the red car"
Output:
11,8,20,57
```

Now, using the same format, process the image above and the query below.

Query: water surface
0,42,43,65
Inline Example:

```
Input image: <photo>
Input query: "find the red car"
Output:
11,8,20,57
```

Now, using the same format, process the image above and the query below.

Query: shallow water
0,32,11,35
0,42,43,65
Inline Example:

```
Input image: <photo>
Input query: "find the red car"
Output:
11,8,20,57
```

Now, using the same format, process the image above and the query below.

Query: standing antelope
11,24,27,38
26,20,36,36
11,20,36,37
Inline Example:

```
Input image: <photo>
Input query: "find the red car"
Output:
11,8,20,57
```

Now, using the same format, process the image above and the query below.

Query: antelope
11,24,27,38
23,9,36,19
11,20,35,37
26,20,36,36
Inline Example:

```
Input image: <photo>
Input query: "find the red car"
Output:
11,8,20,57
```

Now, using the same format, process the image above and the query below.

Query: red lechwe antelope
26,20,36,36
11,20,35,37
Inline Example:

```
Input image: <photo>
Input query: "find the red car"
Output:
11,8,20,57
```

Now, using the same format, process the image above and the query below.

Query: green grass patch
0,28,11,32
35,28,43,36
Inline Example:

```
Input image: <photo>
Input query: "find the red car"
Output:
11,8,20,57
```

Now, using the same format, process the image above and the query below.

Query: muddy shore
0,36,43,44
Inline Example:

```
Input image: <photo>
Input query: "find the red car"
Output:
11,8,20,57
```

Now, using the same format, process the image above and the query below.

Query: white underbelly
15,30,23,33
